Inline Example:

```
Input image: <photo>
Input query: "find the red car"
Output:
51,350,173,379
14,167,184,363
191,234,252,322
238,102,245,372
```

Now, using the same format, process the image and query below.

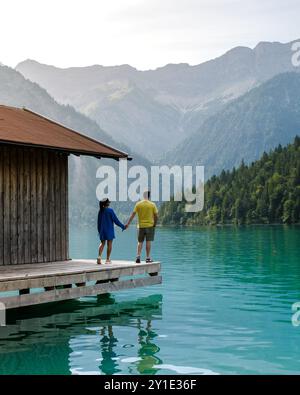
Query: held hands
124,214,134,230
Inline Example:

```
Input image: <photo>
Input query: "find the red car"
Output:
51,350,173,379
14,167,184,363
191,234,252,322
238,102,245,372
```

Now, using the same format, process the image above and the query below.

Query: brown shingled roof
0,105,129,160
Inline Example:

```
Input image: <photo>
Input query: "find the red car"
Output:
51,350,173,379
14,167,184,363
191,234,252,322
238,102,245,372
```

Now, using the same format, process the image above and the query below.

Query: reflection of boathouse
0,106,161,309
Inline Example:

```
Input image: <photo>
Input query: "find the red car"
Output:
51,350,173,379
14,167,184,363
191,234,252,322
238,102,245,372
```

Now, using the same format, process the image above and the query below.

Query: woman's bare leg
98,240,106,263
106,240,113,262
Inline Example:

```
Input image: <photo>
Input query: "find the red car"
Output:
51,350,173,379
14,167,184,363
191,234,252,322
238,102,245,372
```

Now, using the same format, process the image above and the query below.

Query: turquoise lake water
0,225,300,375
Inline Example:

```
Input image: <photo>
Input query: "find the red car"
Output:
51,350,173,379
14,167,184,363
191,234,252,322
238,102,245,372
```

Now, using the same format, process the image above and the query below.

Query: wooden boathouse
0,105,161,310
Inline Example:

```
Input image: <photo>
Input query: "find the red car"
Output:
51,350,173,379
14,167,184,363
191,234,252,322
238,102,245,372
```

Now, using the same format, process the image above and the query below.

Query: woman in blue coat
97,198,126,264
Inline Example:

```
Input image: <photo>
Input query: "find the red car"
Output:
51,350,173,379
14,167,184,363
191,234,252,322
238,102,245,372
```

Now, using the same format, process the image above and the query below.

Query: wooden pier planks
0,260,162,309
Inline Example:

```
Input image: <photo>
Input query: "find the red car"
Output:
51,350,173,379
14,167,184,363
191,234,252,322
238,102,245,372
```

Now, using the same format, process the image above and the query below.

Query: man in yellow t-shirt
126,191,158,263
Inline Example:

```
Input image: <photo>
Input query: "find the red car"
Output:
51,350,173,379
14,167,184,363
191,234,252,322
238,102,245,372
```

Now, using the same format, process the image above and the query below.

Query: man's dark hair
143,190,151,199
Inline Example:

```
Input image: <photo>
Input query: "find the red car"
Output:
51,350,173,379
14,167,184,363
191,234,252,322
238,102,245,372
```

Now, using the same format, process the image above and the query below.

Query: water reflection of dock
0,294,163,375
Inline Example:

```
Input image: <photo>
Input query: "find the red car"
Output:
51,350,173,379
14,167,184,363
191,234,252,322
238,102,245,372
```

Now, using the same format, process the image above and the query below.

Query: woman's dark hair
99,198,110,212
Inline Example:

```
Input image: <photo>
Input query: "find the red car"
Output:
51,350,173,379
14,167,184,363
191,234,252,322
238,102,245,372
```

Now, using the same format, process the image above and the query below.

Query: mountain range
16,39,300,161
0,64,151,224
164,72,300,178
1,38,300,223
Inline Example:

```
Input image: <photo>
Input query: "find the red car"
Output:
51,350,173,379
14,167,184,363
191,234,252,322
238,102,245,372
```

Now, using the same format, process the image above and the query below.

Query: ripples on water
0,225,300,374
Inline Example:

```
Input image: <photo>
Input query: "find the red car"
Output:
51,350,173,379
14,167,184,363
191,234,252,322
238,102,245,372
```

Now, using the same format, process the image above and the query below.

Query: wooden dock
0,260,161,309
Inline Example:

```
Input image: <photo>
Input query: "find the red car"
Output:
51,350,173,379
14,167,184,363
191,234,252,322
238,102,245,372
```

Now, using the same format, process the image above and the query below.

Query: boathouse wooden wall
0,144,69,265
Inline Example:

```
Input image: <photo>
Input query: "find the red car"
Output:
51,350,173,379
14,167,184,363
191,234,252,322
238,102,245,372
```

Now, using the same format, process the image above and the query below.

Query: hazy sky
1,0,300,70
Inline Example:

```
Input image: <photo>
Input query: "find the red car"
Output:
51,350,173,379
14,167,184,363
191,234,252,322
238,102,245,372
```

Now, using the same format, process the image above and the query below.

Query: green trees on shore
159,137,300,225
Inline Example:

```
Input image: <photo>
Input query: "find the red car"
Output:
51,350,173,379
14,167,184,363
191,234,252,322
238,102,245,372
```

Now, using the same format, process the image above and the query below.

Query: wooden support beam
75,282,86,287
19,288,30,295
44,286,55,291
1,275,162,309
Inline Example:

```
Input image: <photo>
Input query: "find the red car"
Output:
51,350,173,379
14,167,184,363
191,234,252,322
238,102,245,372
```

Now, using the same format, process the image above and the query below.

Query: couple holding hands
97,191,158,265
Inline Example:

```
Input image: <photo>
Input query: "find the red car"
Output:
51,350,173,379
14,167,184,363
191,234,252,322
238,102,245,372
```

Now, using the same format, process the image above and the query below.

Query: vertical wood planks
60,155,67,261
3,147,11,265
43,150,50,262
0,146,3,266
36,149,44,263
30,149,38,263
55,153,62,261
49,152,55,262
17,148,24,264
24,149,31,263
65,156,69,260
10,147,18,264
0,146,69,265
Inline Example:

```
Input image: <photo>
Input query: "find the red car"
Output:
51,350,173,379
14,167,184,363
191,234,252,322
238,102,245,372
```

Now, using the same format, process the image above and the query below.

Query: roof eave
0,139,132,160
23,108,130,159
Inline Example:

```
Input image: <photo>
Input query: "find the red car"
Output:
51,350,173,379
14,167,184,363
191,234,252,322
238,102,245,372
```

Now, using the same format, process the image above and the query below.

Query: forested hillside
159,137,300,225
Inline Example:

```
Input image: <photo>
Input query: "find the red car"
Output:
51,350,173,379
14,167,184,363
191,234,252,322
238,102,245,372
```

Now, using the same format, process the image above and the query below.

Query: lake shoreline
71,222,300,230
158,222,300,228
